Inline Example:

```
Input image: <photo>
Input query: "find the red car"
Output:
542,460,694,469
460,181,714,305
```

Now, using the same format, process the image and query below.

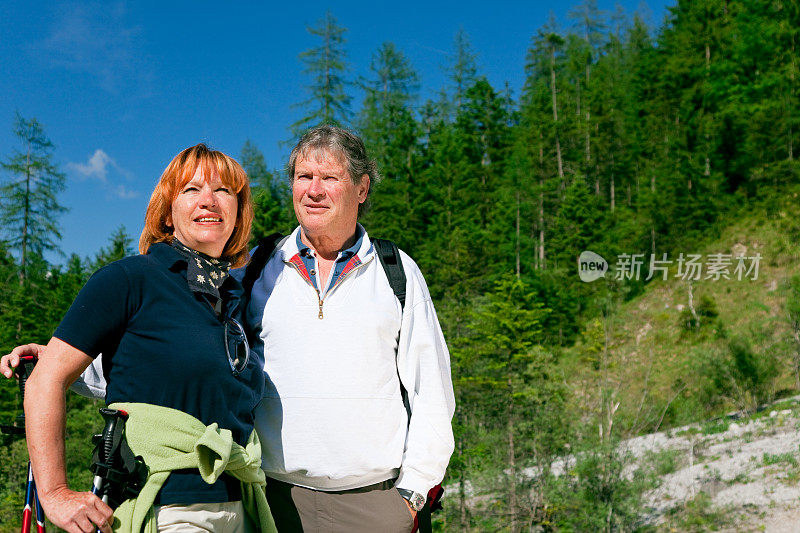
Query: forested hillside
1,0,798,530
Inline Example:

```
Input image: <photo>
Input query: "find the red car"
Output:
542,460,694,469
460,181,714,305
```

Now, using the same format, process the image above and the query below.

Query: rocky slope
624,397,800,531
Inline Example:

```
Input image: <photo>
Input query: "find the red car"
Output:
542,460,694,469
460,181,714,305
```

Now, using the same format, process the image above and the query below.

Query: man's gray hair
288,125,381,217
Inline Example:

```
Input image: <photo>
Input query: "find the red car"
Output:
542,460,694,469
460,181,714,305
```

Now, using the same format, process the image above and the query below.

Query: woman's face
167,166,238,258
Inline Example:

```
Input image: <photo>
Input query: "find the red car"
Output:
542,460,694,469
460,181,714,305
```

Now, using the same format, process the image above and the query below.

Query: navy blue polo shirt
296,226,364,293
54,243,264,505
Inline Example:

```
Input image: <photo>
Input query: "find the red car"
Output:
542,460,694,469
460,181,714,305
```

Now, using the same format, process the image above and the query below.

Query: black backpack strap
371,236,413,425
371,237,406,310
371,240,440,525
242,233,285,298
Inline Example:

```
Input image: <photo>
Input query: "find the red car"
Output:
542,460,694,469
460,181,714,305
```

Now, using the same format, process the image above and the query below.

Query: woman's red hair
139,144,252,268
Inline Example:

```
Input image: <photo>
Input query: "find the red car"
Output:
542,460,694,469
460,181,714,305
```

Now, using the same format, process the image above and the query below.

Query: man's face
292,150,369,241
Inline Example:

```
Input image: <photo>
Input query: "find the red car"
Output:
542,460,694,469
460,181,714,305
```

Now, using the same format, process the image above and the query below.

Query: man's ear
358,174,370,203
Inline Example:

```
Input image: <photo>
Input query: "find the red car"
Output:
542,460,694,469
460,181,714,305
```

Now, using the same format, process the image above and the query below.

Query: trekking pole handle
91,408,129,500
15,355,38,403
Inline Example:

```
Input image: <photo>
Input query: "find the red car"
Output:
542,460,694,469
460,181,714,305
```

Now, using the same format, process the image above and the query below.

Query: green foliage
786,275,800,385
579,317,606,370
240,140,293,241
0,436,30,531
543,444,650,532
700,418,729,435
448,277,572,528
663,491,732,532
64,395,103,494
358,42,421,248
290,11,351,136
762,451,798,467
550,175,605,270
787,276,800,325
643,447,682,477
93,225,134,269
466,276,549,381
1,113,67,280
444,29,479,117
699,334,780,413
679,294,720,331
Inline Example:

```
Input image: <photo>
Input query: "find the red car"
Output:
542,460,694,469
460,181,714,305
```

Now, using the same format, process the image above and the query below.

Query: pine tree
523,24,569,271
0,242,21,353
240,140,292,241
454,77,513,273
0,253,59,346
49,253,91,330
358,42,420,247
1,113,67,281
290,11,351,136
413,119,471,301
241,139,276,194
550,174,605,269
93,225,134,269
543,30,566,184
442,29,479,119
651,0,732,241
464,276,563,529
724,0,800,189
569,0,607,186
594,19,631,213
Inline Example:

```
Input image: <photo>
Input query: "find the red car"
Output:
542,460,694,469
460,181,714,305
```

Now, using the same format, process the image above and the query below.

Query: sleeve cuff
395,470,435,497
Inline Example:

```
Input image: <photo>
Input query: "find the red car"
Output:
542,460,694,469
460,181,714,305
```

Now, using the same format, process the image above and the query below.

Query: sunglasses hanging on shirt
224,317,250,376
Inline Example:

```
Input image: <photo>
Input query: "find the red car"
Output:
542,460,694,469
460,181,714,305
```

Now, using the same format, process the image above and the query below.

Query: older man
2,126,455,533
246,126,454,532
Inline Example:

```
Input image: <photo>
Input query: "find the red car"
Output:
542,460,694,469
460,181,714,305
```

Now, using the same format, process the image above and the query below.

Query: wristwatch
397,488,426,512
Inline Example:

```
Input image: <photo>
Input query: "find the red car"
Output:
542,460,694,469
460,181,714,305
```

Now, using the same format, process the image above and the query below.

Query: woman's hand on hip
40,486,114,533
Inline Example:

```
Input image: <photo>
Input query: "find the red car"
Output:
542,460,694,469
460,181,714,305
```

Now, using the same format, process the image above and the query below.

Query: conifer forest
2,1,800,530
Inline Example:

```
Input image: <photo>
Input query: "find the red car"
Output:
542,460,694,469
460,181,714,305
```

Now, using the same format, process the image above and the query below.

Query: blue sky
0,0,672,264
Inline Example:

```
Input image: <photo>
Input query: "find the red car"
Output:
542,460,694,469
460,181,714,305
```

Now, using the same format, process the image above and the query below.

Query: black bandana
170,238,231,300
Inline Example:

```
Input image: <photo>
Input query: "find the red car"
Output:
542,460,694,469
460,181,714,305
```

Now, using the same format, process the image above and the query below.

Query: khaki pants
154,501,255,532
265,478,414,533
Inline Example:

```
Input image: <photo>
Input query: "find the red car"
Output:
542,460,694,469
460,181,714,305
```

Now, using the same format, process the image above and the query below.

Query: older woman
6,144,274,533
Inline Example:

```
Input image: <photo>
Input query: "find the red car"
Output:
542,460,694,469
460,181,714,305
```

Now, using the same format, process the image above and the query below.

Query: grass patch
727,472,751,485
643,448,683,477
751,400,797,421
761,451,800,484
762,452,798,467
663,491,733,532
677,426,702,437
701,419,729,435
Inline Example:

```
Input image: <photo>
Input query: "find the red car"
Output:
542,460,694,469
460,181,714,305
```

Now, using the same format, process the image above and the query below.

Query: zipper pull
318,298,324,319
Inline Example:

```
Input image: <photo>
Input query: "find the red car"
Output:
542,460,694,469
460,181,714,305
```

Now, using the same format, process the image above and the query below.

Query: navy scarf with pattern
170,238,231,300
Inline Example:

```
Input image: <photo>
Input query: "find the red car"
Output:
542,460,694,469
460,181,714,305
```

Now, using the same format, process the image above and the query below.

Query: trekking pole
23,462,46,533
0,355,45,533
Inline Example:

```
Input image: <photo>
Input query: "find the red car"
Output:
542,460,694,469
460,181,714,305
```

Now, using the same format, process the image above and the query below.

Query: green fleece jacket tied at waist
107,402,276,533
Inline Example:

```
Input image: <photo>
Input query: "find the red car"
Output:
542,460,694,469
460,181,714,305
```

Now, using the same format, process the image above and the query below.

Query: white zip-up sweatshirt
247,226,455,496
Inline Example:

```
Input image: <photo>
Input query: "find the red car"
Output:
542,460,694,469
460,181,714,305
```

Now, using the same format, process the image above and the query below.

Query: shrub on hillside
679,294,719,332
541,443,650,532
699,334,779,412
